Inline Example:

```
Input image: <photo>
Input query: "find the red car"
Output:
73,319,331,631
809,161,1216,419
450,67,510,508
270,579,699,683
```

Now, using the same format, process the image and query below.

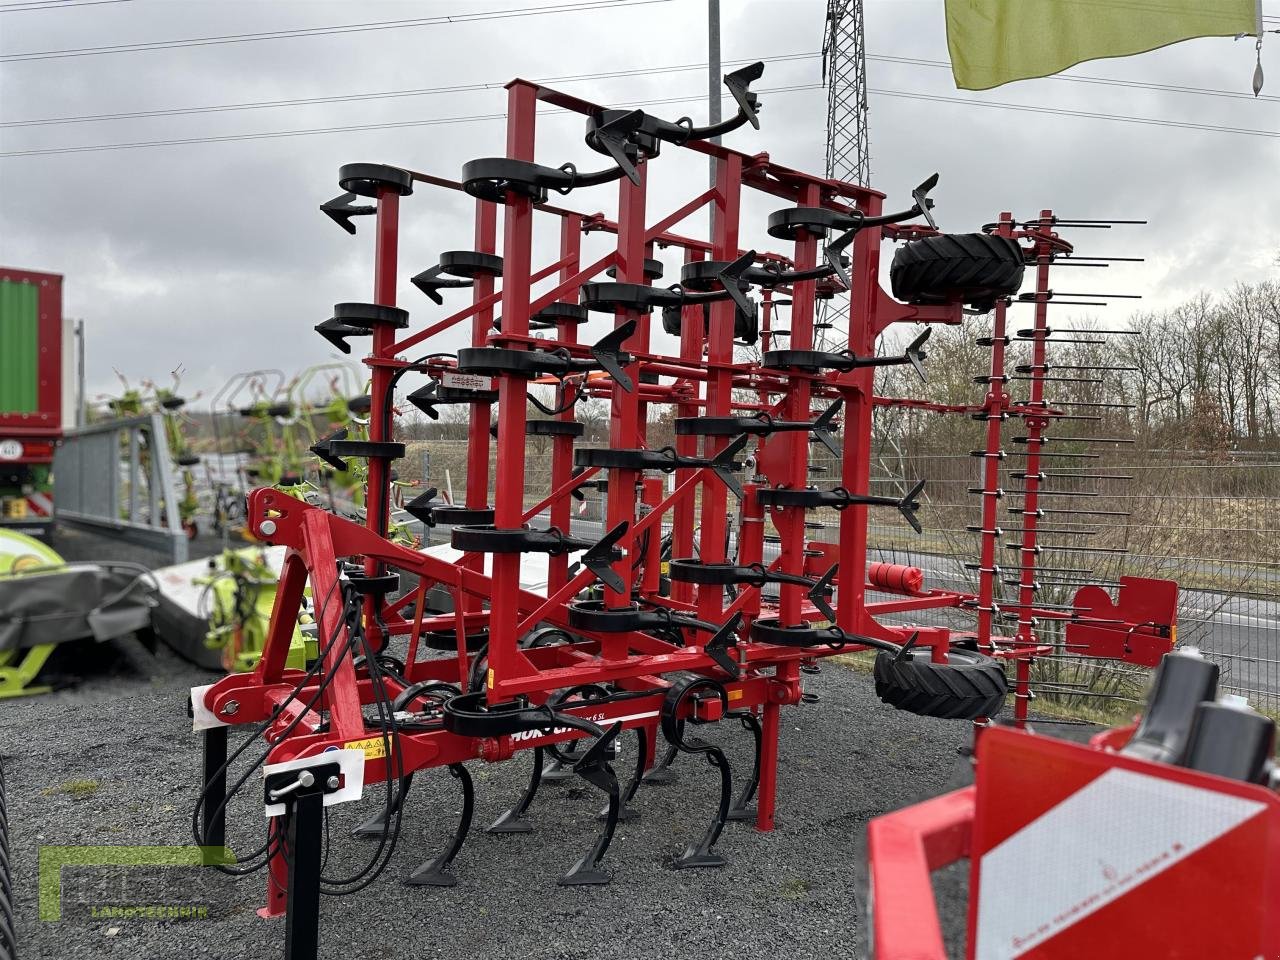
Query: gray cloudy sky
1,0,1276,402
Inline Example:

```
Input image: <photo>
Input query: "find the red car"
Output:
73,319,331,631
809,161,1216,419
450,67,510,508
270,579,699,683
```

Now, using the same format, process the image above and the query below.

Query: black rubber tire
873,647,1007,720
889,233,1025,311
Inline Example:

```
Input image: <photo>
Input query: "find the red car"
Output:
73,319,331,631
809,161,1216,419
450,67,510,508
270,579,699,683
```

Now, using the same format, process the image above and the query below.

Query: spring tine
1005,543,1128,555
1006,451,1101,459
1001,526,1097,535
999,601,1082,611
1063,255,1145,261
1009,299,1110,307
1017,400,1137,409
1042,293,1142,299
1031,507,1130,517
1031,578,1122,588
1041,473,1132,481
1014,364,1137,372
1014,436,1135,445
1012,336,1107,344
1010,376,1105,384
1000,564,1093,573
1049,219,1147,225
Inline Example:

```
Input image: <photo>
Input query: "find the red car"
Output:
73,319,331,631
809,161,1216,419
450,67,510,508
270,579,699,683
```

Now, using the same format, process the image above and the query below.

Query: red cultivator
191,64,1184,959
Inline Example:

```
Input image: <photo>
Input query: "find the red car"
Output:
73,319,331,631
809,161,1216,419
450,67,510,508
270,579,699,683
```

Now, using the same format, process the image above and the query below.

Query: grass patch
41,779,100,798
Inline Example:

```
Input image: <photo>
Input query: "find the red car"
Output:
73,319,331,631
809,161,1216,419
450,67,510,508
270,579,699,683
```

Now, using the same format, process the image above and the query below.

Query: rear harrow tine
641,740,680,785
404,764,474,888
352,773,413,838
599,727,647,823
725,711,762,823
541,755,576,783
488,747,544,835
664,679,732,869
671,742,732,869
559,724,623,886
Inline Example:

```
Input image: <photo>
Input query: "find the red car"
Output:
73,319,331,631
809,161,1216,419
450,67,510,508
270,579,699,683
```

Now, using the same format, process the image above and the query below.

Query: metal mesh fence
400,439,1280,715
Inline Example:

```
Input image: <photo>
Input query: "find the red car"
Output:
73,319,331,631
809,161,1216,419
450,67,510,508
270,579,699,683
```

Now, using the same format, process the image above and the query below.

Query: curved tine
726,712,763,822
352,773,414,838
540,754,576,782
642,737,680,785
671,733,733,869
488,746,545,835
559,723,622,886
404,764,474,888
599,727,647,823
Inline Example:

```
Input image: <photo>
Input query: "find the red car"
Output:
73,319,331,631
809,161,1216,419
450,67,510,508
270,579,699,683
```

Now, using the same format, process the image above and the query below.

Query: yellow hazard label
660,561,670,575
343,737,387,760
728,689,743,702
487,668,495,690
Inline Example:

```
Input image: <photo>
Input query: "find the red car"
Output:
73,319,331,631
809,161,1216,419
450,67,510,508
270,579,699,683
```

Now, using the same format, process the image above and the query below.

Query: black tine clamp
568,601,742,679
757,479,926,533
574,434,749,498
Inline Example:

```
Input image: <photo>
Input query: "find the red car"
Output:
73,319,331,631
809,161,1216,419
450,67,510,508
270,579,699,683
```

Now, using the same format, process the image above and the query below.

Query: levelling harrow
191,63,1178,958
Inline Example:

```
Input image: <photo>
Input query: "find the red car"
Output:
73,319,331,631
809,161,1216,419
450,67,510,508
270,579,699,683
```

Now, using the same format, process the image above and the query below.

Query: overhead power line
0,53,817,128
0,0,133,12
5,45,1274,130
0,0,672,62
2,82,1274,159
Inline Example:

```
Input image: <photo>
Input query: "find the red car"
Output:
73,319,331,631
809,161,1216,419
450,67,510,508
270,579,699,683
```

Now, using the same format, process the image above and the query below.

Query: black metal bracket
532,301,590,328
457,319,636,392
583,62,764,166
675,399,842,457
337,162,413,198
668,560,838,621
320,191,374,235
606,258,665,281
327,439,406,460
566,601,741,678
763,327,930,382
406,379,499,420
573,433,749,498
450,522,627,591
461,111,645,203
756,478,926,533
310,427,348,471
411,265,471,305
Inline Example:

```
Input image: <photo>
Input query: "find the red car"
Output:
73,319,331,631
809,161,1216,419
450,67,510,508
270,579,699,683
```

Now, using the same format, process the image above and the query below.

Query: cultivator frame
193,66,1178,958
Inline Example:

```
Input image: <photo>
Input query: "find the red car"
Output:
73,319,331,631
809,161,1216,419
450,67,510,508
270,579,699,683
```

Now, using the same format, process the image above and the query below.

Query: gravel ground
1,640,980,960
1,526,982,959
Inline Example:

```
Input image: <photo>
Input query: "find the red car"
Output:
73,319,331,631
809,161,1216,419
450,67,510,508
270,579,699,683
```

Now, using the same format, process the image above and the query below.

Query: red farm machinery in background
0,267,67,543
189,63,1273,960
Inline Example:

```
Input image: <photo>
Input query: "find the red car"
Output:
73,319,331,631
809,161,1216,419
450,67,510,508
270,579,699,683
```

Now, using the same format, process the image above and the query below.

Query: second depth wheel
873,646,1007,721
889,233,1025,311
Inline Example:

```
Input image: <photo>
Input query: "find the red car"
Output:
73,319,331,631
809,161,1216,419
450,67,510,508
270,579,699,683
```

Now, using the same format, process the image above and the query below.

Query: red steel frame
199,78,1176,916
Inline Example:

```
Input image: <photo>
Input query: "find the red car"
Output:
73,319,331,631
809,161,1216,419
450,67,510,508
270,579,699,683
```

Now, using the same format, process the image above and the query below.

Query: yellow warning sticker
660,561,670,575
487,668,495,690
728,689,744,702
343,737,387,760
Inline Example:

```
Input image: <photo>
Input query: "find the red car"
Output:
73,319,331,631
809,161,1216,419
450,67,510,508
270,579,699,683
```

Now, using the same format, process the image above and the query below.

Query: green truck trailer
0,267,73,543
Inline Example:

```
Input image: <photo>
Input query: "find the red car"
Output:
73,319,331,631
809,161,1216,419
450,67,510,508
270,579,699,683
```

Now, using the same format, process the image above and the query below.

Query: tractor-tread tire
890,233,1025,311
874,647,1007,720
